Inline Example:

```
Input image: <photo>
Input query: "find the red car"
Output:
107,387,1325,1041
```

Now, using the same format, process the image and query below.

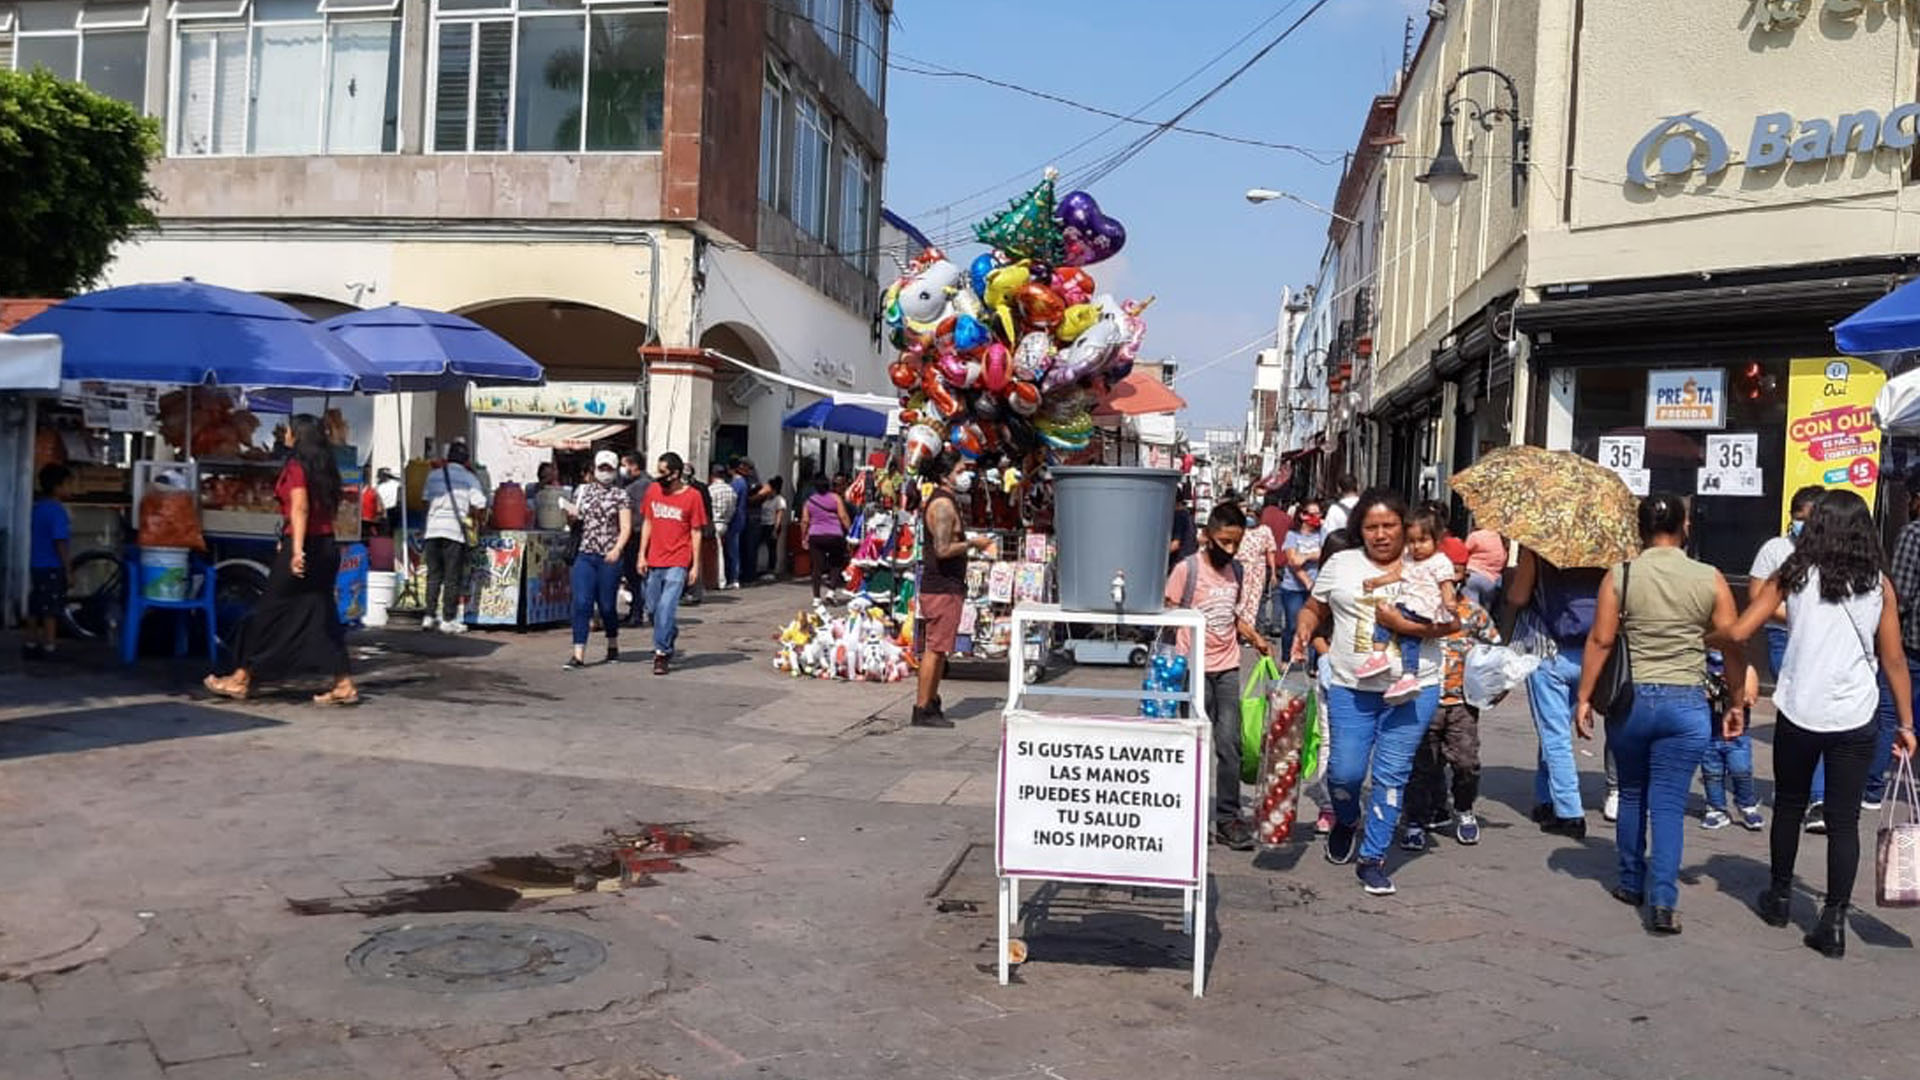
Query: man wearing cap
421,441,487,634
639,452,707,675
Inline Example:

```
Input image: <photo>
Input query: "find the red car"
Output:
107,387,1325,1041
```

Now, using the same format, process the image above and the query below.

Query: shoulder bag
442,464,481,548
1590,560,1635,720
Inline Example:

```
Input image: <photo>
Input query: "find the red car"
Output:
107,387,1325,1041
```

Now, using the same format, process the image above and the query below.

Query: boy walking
638,453,707,675
26,464,73,660
1404,537,1498,850
1699,649,1764,830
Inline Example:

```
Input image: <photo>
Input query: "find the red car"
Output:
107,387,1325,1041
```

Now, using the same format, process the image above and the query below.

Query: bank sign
1627,104,1920,186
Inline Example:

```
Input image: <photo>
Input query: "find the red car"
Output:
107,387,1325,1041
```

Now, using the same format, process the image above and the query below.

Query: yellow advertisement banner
1781,357,1886,532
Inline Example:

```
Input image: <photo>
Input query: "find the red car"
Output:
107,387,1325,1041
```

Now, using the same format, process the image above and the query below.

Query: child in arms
1353,506,1456,702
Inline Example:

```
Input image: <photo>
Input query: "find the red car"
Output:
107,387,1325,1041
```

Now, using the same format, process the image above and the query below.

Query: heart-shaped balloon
969,252,1005,298
888,359,919,391
1056,190,1127,267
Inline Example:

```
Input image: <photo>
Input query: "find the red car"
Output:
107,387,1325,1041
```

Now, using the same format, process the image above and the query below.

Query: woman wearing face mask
564,449,632,670
1275,499,1326,654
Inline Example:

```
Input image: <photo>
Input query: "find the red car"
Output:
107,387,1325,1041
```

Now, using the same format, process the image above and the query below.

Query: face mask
1206,543,1235,569
1789,520,1804,538
1302,515,1322,530
953,472,975,493
596,469,616,484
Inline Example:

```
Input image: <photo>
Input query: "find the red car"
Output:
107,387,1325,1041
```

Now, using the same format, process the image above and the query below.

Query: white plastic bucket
364,570,396,628
140,547,191,602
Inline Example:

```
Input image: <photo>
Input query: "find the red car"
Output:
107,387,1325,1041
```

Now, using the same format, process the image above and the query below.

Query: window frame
11,3,154,111
846,0,881,102
807,0,841,52
837,140,871,266
791,92,831,238
427,0,667,155
165,0,406,157
759,62,787,209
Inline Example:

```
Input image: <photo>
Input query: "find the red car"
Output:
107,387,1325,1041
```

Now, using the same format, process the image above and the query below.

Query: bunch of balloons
882,168,1151,469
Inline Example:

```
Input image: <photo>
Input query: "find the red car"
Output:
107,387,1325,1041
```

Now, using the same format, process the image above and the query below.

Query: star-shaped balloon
973,169,1067,265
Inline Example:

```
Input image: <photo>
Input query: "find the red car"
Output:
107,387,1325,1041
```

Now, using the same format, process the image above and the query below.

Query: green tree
0,68,161,297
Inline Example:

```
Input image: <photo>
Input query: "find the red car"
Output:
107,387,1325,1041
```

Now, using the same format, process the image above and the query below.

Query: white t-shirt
1312,549,1442,690
422,462,487,543
1324,494,1358,537
1774,569,1883,731
761,493,788,527
375,478,401,513
1397,551,1455,621
1749,535,1794,582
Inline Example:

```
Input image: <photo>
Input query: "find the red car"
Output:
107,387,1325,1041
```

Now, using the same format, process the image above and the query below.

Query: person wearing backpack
1165,500,1272,853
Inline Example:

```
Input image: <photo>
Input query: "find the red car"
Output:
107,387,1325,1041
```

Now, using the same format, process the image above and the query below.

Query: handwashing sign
1782,358,1887,531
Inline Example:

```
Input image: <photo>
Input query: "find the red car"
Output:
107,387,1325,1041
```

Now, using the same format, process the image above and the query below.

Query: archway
699,322,782,479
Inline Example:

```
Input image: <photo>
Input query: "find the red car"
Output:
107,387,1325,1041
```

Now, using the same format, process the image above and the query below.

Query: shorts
920,591,964,654
28,568,66,620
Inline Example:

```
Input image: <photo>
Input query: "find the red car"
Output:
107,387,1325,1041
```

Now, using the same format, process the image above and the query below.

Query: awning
783,399,893,438
515,420,629,450
1093,372,1187,417
0,333,61,391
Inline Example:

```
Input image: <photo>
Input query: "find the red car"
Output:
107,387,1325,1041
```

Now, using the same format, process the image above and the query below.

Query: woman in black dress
204,414,358,705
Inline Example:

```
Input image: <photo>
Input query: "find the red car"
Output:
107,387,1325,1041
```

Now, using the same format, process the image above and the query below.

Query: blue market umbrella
1836,278,1920,356
319,303,544,390
14,280,389,391
783,398,890,439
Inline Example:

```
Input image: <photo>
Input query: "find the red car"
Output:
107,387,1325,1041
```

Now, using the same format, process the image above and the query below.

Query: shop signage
466,383,638,420
1782,358,1887,530
997,711,1204,888
1646,369,1726,429
1627,103,1920,186
1596,435,1651,496
1758,0,1903,32
1699,433,1764,497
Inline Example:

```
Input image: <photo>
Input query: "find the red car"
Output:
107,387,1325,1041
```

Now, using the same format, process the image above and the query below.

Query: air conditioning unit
726,374,772,407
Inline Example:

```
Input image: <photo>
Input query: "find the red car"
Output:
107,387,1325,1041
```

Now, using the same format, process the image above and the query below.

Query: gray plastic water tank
1051,466,1181,613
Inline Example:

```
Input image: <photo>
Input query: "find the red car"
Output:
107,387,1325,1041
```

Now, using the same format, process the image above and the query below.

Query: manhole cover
346,922,607,993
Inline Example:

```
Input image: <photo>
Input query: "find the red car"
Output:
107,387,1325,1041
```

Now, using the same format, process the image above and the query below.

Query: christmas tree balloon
973,168,1067,265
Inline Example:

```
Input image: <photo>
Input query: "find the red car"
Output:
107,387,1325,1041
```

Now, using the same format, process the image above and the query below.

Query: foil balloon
968,251,1005,298
904,424,945,471
1012,332,1055,382
1007,380,1042,416
972,393,1003,421
950,420,987,459
952,313,991,354
1052,266,1095,306
1056,190,1128,267
983,261,1031,343
888,359,919,390
981,342,1011,394
973,170,1068,265
920,365,962,420
1056,303,1098,343
1015,281,1067,330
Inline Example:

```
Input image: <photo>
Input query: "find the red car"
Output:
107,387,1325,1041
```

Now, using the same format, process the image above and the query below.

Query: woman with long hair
1291,488,1450,896
1576,492,1742,935
801,473,853,601
205,414,357,705
1725,490,1916,957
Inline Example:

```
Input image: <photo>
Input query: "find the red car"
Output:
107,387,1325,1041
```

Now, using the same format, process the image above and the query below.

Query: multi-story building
4,0,891,481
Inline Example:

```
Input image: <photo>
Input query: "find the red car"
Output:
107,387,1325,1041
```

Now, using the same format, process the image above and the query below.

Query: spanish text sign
1782,358,1886,532
1646,369,1727,429
997,711,1205,888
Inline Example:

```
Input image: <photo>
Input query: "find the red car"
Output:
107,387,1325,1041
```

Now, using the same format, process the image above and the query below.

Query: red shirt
1260,506,1291,542
642,483,708,568
276,461,334,536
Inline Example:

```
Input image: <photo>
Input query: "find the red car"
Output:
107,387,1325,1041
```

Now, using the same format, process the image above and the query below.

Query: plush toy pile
773,598,917,683
883,169,1150,468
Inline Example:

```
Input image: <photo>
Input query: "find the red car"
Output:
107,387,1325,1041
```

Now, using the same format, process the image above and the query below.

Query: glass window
849,0,881,101
792,96,829,238
838,144,870,264
16,36,80,80
431,1,664,153
167,1,399,153
79,30,146,106
808,0,840,50
14,3,151,109
759,67,784,206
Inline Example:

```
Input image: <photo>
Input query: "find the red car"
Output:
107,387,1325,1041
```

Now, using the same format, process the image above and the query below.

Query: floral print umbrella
1451,445,1641,568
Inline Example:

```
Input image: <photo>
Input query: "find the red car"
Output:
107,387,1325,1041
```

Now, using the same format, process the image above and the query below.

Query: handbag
1589,560,1634,720
442,464,481,547
1876,754,1920,907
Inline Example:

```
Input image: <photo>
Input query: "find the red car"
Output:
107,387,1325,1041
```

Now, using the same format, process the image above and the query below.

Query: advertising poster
1781,358,1887,532
1645,369,1727,429
469,533,527,626
522,531,574,626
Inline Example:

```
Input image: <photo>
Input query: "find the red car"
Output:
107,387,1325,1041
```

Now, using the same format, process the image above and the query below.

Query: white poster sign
1699,432,1763,496
997,711,1205,889
1596,436,1650,495
1646,369,1727,429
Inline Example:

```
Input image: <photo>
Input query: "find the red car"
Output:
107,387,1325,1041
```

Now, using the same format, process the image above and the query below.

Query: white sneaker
440,620,468,635
420,615,438,631
1700,808,1731,830
1603,791,1619,823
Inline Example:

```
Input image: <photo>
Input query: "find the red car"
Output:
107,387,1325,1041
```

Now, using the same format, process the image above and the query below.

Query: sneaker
653,653,670,676
440,619,468,635
1804,802,1827,835
1701,809,1732,830
1739,805,1766,831
1531,802,1556,825
1400,826,1427,853
1425,807,1454,831
605,645,620,664
420,615,438,631
563,656,587,671
1455,811,1481,845
1214,819,1256,852
1862,796,1885,812
910,705,955,729
1352,652,1392,678
1603,791,1620,823
1356,860,1397,896
1325,821,1358,865
1541,816,1588,840
1384,674,1421,702
1314,807,1335,835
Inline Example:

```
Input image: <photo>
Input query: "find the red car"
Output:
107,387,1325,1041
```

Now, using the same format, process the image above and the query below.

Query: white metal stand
996,602,1211,997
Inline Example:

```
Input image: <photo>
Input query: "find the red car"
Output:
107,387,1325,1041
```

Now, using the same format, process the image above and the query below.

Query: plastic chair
122,550,220,665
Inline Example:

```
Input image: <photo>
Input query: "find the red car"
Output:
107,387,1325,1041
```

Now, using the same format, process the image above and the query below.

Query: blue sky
881,0,1424,432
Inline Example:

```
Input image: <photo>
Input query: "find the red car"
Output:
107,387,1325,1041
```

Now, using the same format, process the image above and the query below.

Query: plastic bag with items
1462,643,1540,709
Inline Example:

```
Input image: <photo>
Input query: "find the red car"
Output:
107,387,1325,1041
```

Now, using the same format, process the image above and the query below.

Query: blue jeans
1324,683,1441,862
1612,683,1711,909
1865,656,1920,802
1275,588,1307,648
643,564,689,657
1699,731,1756,811
570,553,620,648
1528,647,1585,818
1371,603,1429,675
1464,571,1500,610
720,522,743,587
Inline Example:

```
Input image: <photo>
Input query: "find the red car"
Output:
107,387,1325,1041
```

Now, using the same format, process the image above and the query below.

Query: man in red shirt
638,452,707,675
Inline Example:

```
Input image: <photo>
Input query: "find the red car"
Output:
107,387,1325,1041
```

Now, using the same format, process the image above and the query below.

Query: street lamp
1416,65,1530,208
1245,187,1360,226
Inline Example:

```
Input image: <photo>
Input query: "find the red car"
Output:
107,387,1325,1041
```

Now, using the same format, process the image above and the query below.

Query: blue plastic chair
122,550,220,665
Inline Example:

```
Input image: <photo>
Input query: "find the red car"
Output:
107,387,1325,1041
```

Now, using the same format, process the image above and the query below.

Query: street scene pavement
4,582,1914,1080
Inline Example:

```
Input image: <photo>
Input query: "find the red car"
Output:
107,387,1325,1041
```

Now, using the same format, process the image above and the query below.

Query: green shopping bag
1240,656,1280,784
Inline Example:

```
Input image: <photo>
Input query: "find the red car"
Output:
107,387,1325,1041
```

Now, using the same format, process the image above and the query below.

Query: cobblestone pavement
3,583,1916,1079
